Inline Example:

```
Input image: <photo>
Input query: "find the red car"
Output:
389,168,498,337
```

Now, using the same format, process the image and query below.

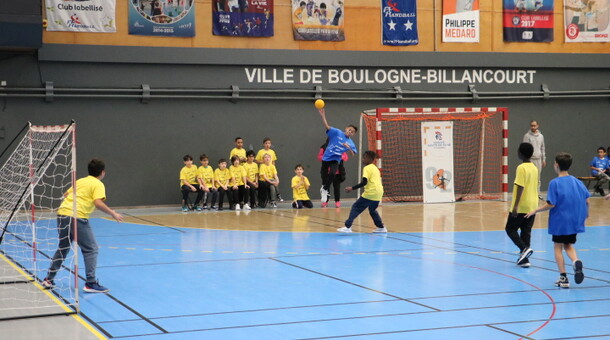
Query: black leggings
181,184,204,206
321,161,344,201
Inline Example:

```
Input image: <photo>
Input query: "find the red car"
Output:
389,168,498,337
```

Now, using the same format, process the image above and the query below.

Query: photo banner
503,0,554,42
213,0,274,37
381,0,419,46
442,0,480,42
421,121,455,204
564,0,610,42
292,0,345,41
45,0,116,32
129,0,195,37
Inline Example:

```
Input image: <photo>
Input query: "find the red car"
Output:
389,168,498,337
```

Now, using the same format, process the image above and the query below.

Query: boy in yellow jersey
214,158,234,211
291,164,313,209
338,151,387,233
258,153,280,208
243,150,259,208
197,154,218,210
180,155,204,212
255,137,284,202
229,156,250,210
255,137,277,164
41,159,123,293
506,143,539,268
229,137,247,164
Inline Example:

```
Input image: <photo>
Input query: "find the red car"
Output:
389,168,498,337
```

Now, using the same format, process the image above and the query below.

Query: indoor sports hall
1,0,609,339
1,199,609,339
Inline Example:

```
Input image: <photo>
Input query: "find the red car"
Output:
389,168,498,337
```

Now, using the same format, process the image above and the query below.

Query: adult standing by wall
523,120,546,196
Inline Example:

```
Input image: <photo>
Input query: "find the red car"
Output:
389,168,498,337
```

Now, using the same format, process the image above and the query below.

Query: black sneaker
519,258,531,268
574,260,584,284
517,248,533,265
555,275,569,288
600,188,606,196
83,280,109,293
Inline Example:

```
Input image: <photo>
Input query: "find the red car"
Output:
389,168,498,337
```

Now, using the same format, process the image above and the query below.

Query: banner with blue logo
421,121,455,203
45,0,116,32
129,0,195,37
381,0,418,46
213,0,274,37
503,0,554,42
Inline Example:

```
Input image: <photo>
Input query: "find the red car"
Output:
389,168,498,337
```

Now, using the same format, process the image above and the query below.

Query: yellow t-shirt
243,162,259,183
255,149,277,163
259,163,277,182
57,176,106,219
197,166,215,188
214,168,232,188
180,165,199,186
230,148,247,161
361,164,384,201
230,165,247,186
510,162,539,213
292,175,310,201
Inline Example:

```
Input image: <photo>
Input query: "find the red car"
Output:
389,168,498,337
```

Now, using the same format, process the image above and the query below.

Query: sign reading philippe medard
45,0,116,32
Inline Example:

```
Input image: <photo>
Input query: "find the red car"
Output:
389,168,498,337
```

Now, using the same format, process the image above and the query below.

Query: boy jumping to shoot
338,151,387,233
526,152,590,288
317,107,357,203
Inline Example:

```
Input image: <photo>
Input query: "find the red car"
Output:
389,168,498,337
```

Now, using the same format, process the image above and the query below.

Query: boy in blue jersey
590,146,609,196
526,152,590,288
317,107,357,203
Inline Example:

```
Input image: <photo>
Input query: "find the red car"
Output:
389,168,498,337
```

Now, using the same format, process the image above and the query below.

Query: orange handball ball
314,99,325,109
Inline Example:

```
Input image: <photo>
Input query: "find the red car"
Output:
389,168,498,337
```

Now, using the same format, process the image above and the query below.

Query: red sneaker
335,201,341,208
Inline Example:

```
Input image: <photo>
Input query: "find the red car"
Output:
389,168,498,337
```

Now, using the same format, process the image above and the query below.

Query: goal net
0,122,77,320
362,108,508,202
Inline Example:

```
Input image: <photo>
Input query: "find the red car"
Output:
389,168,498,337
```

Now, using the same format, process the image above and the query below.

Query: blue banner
381,0,418,46
213,0,274,37
129,0,195,37
503,0,553,42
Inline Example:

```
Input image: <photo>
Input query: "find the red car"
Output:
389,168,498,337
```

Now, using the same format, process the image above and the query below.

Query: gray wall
1,45,608,206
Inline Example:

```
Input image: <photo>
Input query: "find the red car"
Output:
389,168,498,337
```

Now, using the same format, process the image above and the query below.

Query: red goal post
360,107,508,202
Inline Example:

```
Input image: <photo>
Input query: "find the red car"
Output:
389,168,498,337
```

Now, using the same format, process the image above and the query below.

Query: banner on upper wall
564,0,610,42
381,0,418,46
442,0,480,42
503,0,554,42
421,121,455,204
213,0,274,37
45,0,116,32
292,0,344,41
129,0,195,37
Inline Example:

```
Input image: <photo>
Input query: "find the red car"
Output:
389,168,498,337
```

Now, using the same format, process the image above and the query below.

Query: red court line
393,253,556,339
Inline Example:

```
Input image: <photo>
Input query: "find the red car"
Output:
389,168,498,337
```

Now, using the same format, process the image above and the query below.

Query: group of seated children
180,137,314,211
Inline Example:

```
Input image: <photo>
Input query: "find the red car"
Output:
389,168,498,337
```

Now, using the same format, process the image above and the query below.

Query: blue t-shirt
547,175,590,236
322,127,357,162
590,156,609,176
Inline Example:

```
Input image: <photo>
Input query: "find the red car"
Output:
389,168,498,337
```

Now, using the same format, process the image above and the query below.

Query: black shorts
552,234,577,244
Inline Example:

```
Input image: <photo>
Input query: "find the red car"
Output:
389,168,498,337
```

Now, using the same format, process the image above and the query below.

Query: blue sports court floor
26,201,610,340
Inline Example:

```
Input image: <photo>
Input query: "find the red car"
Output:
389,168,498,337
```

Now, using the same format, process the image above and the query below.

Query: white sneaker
337,227,352,233
243,203,251,210
372,227,388,233
235,204,241,211
320,186,329,203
